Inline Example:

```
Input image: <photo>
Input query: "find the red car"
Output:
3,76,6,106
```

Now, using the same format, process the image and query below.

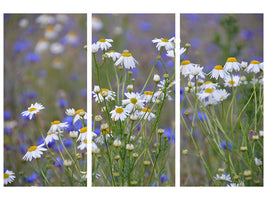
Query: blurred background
4,14,87,186
180,14,263,186
92,14,175,185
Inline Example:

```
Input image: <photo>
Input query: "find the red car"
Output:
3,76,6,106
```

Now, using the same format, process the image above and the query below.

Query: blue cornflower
13,38,31,52
58,98,69,108
25,173,39,183
64,138,72,147
39,69,47,78
241,30,255,41
160,174,167,182
220,140,233,150
195,111,207,121
138,21,152,32
55,157,64,168
4,110,12,120
163,128,175,144
80,88,87,98
25,52,41,63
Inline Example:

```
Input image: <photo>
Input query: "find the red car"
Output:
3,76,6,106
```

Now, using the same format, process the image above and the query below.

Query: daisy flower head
96,38,113,51
45,130,60,144
77,139,87,151
65,108,75,117
77,126,87,142
73,109,87,124
35,38,49,53
245,60,261,73
138,108,155,121
110,106,128,121
200,81,218,90
187,64,205,80
104,50,121,61
142,91,154,103
21,102,45,120
209,65,229,80
213,89,230,102
224,75,240,87
180,60,195,76
49,120,68,133
214,173,232,182
81,171,87,180
92,43,99,53
224,57,242,72
152,37,175,51
197,88,216,100
92,88,115,103
4,170,15,185
23,144,47,162
122,92,144,113
115,50,138,69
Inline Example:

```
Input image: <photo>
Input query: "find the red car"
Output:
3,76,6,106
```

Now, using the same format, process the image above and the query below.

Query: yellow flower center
214,65,223,70
75,109,84,115
130,98,138,104
122,52,132,57
80,127,87,133
98,39,106,42
181,60,191,65
228,81,235,85
141,108,151,112
250,60,260,64
46,26,54,31
53,57,62,63
108,50,116,53
28,146,37,152
226,57,237,62
115,107,124,113
84,139,87,144
204,81,212,85
161,38,169,42
51,120,60,125
28,107,37,112
101,129,110,135
4,173,9,179
144,91,153,96
204,88,214,93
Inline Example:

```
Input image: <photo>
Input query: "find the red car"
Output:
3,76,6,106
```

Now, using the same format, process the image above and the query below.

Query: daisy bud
69,131,78,139
185,43,191,48
93,85,101,93
79,111,85,117
131,78,135,83
128,71,133,75
252,135,259,140
240,76,246,82
198,79,204,85
132,153,139,158
130,114,138,121
241,61,248,69
102,54,108,59
118,66,123,70
254,158,262,166
218,168,224,174
101,90,108,97
101,106,106,112
184,110,190,116
153,74,161,83
155,99,161,104
234,175,240,180
243,170,251,177
92,148,100,154
114,155,120,160
259,130,264,137
163,73,169,79
64,160,72,167
182,149,188,155
143,160,151,166
95,115,103,122
113,172,119,177
185,87,190,92
113,139,122,147
126,144,134,151
254,180,260,184
156,55,161,60
130,181,137,185
100,123,109,131
157,128,165,135
240,146,248,152
76,153,82,159
245,177,252,181
127,84,133,92
83,45,87,50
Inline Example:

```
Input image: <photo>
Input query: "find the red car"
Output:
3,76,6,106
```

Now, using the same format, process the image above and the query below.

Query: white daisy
4,170,15,185
50,42,64,54
36,14,55,25
21,102,45,120
209,65,229,80
142,91,154,103
197,88,216,100
81,171,87,180
92,88,115,103
65,108,75,117
213,89,230,102
166,50,174,58
122,92,144,113
115,50,138,69
96,38,113,51
227,183,239,187
152,37,175,51
92,43,99,53
224,75,240,87
65,31,79,45
73,109,87,124
200,81,218,90
77,126,87,142
45,131,60,144
187,65,206,80
35,38,49,53
214,173,232,182
180,60,195,76
254,157,262,166
224,57,242,72
138,108,155,121
44,26,58,40
245,60,261,73
22,144,47,162
77,139,87,151
110,106,128,121
48,120,68,133
104,50,121,61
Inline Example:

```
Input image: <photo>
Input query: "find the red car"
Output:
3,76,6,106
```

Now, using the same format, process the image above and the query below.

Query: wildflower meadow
92,14,175,186
4,14,87,186
180,14,263,186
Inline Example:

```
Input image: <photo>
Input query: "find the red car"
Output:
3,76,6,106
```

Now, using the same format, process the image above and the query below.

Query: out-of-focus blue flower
19,144,26,154
184,14,200,23
94,128,101,136
70,73,78,81
160,174,167,182
189,38,201,49
150,182,157,186
4,110,12,120
58,98,69,108
25,52,41,63
80,88,87,98
138,21,152,32
125,29,134,41
166,60,175,68
163,128,175,144
25,173,39,183
220,140,233,150
64,138,72,147
55,157,64,168
13,38,31,52
4,128,13,135
39,69,47,78
5,145,15,151
180,88,184,102
241,30,255,41
195,111,207,121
